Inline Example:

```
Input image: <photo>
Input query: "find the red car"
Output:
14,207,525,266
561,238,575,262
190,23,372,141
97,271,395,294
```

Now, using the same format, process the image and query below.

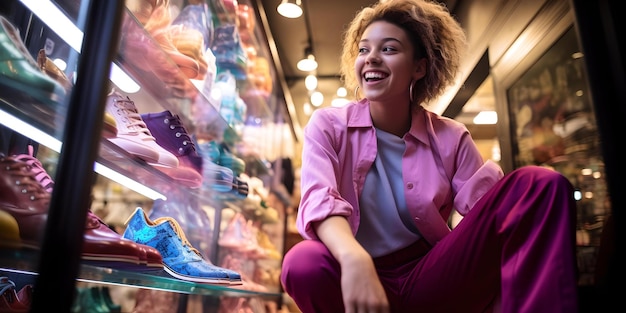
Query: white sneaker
105,90,179,168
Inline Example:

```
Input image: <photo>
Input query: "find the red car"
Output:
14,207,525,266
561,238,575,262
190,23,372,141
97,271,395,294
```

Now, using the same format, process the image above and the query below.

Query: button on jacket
297,99,504,245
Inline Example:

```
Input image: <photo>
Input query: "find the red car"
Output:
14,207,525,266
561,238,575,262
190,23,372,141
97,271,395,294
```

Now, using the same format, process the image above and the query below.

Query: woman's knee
281,240,337,285
509,166,572,190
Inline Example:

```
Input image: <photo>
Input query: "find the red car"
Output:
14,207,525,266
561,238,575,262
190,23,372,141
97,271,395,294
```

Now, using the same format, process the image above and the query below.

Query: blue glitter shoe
123,208,241,284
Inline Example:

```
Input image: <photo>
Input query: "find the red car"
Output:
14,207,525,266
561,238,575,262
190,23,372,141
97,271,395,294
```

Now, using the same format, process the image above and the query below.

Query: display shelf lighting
20,0,140,93
0,106,165,200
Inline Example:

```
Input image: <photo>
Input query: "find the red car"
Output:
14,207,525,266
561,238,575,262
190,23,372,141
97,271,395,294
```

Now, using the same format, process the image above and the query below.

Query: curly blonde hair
340,0,467,106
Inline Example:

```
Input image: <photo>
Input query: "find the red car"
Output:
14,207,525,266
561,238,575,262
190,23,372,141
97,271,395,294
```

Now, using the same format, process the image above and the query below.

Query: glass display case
505,26,609,286
0,0,292,312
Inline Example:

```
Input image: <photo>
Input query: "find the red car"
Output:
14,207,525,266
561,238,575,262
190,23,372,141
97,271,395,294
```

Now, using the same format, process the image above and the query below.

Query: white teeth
364,72,385,79
363,72,386,82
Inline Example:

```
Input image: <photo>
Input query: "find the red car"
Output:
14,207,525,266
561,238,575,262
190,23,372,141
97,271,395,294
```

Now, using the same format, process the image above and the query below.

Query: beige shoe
37,49,73,92
102,111,117,139
0,210,21,249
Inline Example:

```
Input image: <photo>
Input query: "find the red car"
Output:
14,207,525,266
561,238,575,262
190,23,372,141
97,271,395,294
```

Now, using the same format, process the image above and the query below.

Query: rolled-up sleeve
297,109,355,240
454,160,504,215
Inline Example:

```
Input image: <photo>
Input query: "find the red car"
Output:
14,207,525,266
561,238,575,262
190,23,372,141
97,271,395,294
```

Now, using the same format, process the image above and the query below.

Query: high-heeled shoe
0,16,65,105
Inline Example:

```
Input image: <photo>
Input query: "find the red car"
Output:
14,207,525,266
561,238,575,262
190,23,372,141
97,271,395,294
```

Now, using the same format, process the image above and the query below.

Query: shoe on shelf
125,0,167,25
36,48,73,92
102,111,118,139
105,89,179,168
0,16,65,105
234,177,249,197
149,194,214,259
168,24,208,80
141,110,203,188
9,147,163,270
218,212,257,254
99,286,122,313
82,210,162,270
0,153,51,249
15,284,33,310
145,5,200,79
120,21,197,100
0,277,29,312
123,208,241,284
197,141,238,193
131,288,181,313
0,210,21,249
171,3,214,51
71,286,110,313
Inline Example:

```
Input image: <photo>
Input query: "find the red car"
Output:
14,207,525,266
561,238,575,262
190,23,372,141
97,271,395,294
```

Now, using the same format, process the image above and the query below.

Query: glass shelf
0,247,281,299
1,1,290,310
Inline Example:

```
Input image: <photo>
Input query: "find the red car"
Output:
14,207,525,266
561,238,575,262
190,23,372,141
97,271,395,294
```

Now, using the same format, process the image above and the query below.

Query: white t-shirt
356,128,422,257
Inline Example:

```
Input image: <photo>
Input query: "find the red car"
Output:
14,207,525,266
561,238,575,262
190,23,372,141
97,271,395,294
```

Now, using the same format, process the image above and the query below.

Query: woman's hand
314,216,390,313
341,250,390,313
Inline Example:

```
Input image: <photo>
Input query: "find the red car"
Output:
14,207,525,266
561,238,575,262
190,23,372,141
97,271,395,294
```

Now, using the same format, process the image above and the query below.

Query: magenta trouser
281,166,579,313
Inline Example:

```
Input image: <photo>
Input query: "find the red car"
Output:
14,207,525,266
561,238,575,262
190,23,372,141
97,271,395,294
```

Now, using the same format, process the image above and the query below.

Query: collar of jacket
345,99,431,147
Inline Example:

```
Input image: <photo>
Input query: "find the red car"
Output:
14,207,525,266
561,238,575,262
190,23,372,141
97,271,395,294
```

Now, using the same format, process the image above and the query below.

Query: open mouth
364,71,387,82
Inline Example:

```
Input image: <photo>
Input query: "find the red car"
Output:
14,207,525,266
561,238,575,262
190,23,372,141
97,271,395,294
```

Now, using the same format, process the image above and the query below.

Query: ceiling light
336,87,347,97
303,102,313,116
473,111,498,124
331,97,349,107
297,46,318,72
305,74,318,90
277,0,302,18
311,91,324,107
297,54,318,72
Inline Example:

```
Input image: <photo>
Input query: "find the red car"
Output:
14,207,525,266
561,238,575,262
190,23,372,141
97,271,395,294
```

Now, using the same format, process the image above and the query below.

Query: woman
280,0,579,312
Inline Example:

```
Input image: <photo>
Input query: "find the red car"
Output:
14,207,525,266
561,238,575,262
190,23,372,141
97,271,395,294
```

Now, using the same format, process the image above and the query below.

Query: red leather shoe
81,211,144,266
7,148,163,270
142,244,164,270
0,154,49,249
83,211,163,270
15,284,32,309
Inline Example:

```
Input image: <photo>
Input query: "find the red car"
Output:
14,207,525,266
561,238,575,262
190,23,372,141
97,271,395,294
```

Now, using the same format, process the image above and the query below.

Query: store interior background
91,1,502,311
257,0,498,163
1,0,619,311
256,1,619,311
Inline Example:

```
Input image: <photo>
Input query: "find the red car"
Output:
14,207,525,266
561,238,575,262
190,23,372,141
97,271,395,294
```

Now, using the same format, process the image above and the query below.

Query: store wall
448,0,620,310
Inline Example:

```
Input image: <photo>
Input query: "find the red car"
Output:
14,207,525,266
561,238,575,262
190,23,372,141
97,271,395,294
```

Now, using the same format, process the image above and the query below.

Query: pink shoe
218,213,256,253
0,277,29,313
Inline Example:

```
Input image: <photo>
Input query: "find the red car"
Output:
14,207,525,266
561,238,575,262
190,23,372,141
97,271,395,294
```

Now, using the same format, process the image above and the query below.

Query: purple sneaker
141,110,203,188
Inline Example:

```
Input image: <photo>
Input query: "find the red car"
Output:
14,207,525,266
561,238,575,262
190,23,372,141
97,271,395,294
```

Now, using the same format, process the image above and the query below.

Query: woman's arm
315,216,390,313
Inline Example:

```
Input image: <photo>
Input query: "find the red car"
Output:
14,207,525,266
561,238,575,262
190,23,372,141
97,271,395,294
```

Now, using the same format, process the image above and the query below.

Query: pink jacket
297,99,504,245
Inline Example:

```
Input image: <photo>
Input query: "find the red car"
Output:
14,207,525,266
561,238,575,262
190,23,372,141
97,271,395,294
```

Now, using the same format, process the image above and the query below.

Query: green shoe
99,287,121,313
0,16,66,106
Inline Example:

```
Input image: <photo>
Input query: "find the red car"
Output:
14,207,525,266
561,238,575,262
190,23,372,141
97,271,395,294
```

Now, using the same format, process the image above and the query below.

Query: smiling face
355,20,426,106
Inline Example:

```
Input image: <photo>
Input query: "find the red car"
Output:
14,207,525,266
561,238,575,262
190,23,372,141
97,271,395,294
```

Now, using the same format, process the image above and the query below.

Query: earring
409,80,415,103
354,86,360,100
